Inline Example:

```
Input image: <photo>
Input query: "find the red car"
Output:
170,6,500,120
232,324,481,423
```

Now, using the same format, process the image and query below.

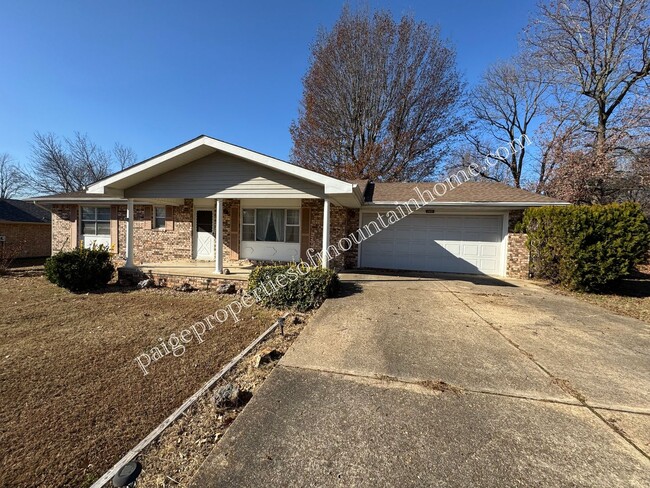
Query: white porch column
125,198,135,268
215,198,223,274
321,198,330,269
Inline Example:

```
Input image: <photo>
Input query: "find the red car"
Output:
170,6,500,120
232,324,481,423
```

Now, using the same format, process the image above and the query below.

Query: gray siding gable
123,152,324,199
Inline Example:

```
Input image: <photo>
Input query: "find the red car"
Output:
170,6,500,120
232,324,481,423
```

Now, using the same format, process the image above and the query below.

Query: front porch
118,259,253,291
140,260,253,280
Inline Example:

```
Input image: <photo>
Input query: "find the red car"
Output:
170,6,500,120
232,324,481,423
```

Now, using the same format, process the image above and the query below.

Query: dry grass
136,316,306,487
0,273,279,487
550,265,650,324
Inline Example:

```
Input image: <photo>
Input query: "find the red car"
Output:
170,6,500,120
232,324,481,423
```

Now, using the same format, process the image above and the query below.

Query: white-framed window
242,208,256,241
154,206,166,229
242,208,300,243
285,209,300,243
81,207,110,236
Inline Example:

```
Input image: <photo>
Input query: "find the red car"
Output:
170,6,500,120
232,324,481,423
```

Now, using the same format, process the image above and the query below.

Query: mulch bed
0,274,280,487
135,315,306,487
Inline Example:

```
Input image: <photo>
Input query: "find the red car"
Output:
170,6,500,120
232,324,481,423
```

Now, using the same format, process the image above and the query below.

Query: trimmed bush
45,246,115,292
248,264,340,312
523,203,650,291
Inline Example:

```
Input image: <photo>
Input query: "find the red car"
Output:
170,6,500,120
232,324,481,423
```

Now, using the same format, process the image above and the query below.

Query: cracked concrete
190,272,650,487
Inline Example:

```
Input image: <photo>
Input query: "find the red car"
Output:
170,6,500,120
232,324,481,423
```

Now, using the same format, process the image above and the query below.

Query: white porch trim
215,198,223,274
125,198,134,268
321,198,330,269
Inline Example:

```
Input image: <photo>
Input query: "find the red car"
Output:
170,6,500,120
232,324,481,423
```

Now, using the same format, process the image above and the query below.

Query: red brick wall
301,199,359,269
506,211,530,279
0,223,51,258
51,198,362,269
116,200,193,264
506,233,529,279
51,204,78,253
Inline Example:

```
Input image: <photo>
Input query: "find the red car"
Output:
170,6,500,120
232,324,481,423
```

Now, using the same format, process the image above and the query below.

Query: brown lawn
548,265,650,324
0,273,278,488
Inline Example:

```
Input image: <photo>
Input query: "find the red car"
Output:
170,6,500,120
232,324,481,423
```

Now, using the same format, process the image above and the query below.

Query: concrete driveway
190,273,650,487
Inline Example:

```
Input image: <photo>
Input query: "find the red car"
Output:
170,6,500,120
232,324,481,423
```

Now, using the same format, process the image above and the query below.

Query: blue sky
0,0,537,171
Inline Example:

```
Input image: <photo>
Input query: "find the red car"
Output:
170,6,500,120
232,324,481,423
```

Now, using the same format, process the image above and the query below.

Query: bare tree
66,132,112,185
113,142,137,170
29,133,76,194
0,153,28,199
469,57,548,187
29,132,121,194
290,7,466,181
526,0,650,182
444,143,515,184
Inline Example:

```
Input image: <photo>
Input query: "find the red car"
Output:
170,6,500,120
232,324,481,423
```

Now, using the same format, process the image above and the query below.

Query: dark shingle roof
32,190,91,199
30,190,127,202
0,199,51,223
366,181,566,204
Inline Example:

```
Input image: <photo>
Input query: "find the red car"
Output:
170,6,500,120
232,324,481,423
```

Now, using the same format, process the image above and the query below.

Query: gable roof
86,135,359,198
365,182,567,206
0,199,51,223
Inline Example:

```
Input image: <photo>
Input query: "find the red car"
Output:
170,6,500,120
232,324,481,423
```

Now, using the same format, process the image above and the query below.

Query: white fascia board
29,196,180,206
87,136,355,196
363,201,570,208
86,138,209,194
31,196,127,203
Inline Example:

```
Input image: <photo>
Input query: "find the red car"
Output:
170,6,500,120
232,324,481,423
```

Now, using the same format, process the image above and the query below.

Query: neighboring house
0,199,52,258
32,135,567,280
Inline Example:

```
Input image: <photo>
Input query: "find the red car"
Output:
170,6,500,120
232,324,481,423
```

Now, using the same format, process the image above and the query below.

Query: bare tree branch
28,132,130,194
0,153,28,199
526,0,650,203
113,142,137,170
468,56,549,187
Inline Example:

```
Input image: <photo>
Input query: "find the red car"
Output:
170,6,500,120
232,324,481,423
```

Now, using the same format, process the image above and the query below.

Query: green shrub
248,264,340,312
523,203,650,291
45,246,115,292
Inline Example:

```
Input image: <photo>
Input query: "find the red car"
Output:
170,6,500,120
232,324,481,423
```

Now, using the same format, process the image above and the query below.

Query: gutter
363,201,570,208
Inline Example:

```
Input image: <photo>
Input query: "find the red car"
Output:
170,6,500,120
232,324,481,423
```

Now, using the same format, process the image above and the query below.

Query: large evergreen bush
248,264,339,311
523,203,649,291
45,246,115,292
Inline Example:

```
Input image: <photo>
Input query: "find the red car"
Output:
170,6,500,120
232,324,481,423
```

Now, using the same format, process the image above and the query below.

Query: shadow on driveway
341,268,519,287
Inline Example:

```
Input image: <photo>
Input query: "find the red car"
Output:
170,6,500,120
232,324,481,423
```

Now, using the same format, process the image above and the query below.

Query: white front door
194,209,215,260
360,213,505,275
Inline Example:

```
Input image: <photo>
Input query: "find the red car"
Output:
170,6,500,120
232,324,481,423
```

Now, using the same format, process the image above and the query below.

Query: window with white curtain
242,209,300,243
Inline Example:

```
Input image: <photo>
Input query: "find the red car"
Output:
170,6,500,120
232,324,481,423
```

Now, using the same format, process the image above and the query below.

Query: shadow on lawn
606,267,650,298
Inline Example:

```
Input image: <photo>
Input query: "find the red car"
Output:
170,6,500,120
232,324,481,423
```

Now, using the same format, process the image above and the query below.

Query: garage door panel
360,213,504,275
481,245,498,257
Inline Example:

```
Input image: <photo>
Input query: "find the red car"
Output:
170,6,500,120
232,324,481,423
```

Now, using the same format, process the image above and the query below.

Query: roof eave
363,201,570,207
86,135,356,197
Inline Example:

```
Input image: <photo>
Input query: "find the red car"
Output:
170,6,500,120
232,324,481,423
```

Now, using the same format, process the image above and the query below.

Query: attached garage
360,212,506,276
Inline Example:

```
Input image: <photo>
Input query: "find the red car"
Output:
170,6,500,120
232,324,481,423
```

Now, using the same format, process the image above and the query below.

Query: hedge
523,203,649,291
45,246,115,292
248,264,340,312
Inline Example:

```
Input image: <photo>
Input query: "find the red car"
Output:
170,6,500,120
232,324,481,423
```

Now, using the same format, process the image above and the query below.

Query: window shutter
110,206,119,252
143,206,152,230
230,204,240,260
165,206,174,231
300,207,311,262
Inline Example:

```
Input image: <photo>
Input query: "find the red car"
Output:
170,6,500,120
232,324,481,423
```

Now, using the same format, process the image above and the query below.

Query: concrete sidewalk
190,273,650,487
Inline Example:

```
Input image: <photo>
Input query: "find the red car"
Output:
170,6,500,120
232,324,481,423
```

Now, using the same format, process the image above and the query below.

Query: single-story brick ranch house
32,135,567,284
0,198,52,258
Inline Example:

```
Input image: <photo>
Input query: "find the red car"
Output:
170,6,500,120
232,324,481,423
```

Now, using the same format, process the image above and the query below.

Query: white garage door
360,213,505,275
